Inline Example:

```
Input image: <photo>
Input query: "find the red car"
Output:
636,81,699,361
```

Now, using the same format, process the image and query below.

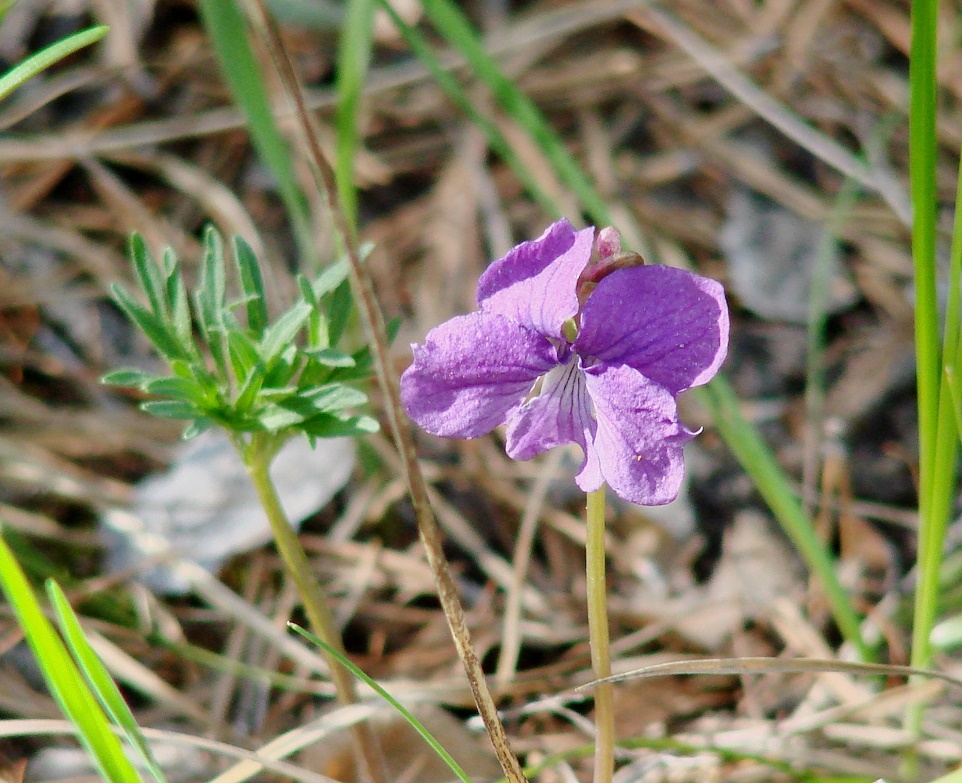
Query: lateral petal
477,219,594,338
401,311,558,439
583,364,695,505
575,265,729,395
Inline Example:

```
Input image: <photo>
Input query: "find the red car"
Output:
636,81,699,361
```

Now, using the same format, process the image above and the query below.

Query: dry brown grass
1,0,961,781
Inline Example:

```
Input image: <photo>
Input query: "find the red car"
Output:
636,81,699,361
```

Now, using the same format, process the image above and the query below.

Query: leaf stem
586,485,614,783
243,434,388,783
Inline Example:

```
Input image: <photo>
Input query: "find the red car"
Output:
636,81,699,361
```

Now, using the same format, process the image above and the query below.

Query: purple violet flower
400,219,729,505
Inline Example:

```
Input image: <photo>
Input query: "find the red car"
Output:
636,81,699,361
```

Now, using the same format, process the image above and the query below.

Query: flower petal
477,219,594,337
575,265,729,395
505,359,602,488
401,311,559,439
583,365,695,505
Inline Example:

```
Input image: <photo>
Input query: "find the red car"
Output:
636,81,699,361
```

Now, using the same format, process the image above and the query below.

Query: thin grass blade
0,532,142,783
47,581,170,783
0,25,108,102
335,0,376,233
289,623,474,783
580,656,962,691
196,0,318,269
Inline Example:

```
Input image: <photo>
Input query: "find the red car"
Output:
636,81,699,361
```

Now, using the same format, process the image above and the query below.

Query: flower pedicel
400,218,729,505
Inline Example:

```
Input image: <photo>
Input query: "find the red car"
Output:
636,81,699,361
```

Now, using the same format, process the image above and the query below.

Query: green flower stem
586,485,614,783
243,434,388,783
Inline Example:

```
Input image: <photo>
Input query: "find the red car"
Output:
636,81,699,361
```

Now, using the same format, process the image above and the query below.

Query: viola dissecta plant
401,218,729,783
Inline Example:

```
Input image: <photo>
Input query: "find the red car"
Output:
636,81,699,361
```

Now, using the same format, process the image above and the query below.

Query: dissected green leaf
262,344,299,389
235,361,268,413
302,347,355,367
195,227,229,375
110,283,189,362
162,248,195,354
100,368,162,389
298,273,330,350
326,280,353,348
144,376,211,406
182,418,214,440
129,234,167,319
257,405,305,432
301,413,380,438
298,383,368,413
234,236,269,337
259,300,312,363
311,257,351,300
226,329,261,386
140,399,200,420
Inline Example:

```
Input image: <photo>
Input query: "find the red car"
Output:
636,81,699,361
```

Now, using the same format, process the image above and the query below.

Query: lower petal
401,311,558,439
505,359,603,491
583,364,695,505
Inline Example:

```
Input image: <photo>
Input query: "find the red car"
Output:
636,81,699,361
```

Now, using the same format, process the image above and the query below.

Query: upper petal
477,219,594,337
575,265,729,395
401,311,559,439
583,364,695,505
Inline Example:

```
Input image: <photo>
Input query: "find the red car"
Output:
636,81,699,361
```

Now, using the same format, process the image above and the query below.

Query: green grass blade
0,531,142,783
907,0,955,738
288,623,474,783
0,25,108,103
334,0,376,234
196,0,318,270
384,0,866,655
47,581,169,783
